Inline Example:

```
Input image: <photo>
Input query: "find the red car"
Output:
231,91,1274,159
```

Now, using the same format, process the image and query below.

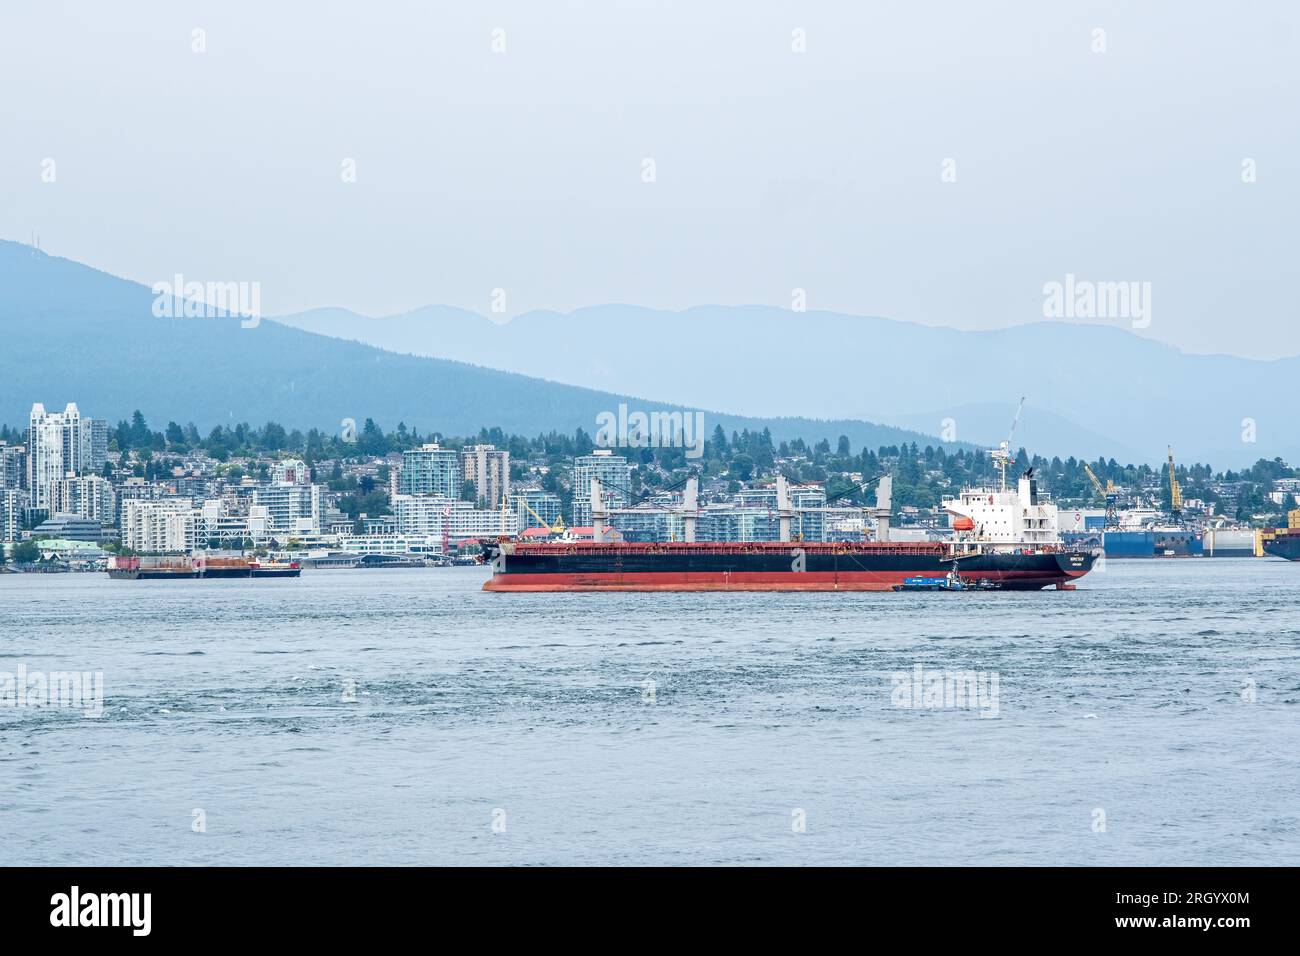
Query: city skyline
5,396,1296,557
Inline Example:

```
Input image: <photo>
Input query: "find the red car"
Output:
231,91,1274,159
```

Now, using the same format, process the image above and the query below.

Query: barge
484,458,1096,592
108,555,301,580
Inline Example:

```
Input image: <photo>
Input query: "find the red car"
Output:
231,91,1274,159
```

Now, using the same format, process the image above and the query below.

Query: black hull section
107,569,201,580
1264,538,1300,561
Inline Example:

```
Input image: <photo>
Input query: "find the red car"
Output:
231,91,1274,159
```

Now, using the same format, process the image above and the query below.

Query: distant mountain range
4,240,1291,468
0,241,952,454
275,303,1300,467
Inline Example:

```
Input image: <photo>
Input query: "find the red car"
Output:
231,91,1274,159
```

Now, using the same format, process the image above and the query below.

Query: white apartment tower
49,475,117,524
121,499,198,553
571,450,632,525
27,403,108,509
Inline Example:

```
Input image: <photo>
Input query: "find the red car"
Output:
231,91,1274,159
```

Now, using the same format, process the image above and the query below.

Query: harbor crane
1082,463,1119,530
1166,445,1183,523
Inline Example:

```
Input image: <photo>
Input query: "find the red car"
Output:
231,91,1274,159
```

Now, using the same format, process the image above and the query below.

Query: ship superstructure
943,470,1061,547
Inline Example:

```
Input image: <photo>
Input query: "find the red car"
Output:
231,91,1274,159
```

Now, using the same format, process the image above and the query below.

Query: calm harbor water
2,560,1298,866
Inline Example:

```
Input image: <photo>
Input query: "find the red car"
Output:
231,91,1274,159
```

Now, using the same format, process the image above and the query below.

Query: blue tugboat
894,569,999,592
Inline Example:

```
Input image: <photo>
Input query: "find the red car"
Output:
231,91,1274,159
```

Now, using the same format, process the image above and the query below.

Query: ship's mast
990,397,1026,492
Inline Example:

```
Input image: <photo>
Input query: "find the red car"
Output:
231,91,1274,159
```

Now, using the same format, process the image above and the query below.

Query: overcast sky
2,1,1297,358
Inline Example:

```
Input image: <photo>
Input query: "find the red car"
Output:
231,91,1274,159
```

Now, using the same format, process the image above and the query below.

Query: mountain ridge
0,241,958,456
273,301,1299,466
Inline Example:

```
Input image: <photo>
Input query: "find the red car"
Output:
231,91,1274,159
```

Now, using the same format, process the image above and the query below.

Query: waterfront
2,561,1298,866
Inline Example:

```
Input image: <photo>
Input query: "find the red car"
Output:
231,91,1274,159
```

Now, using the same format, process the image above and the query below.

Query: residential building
253,483,322,535
322,503,350,531
511,490,563,530
121,499,198,553
116,476,170,503
398,444,459,497
607,506,682,543
27,402,107,508
48,475,117,525
676,484,830,542
362,514,397,535
0,441,24,489
0,489,28,543
825,510,868,541
461,444,510,508
571,450,632,525
270,459,311,485
789,486,826,542
697,504,780,542
393,495,517,541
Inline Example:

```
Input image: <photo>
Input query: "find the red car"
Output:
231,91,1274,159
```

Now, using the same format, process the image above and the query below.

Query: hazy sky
3,1,1297,358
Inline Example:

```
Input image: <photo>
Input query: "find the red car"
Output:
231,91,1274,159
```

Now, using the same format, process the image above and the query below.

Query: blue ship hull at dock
1103,530,1203,558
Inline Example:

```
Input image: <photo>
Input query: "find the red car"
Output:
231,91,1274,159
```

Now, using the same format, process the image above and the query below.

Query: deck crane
990,397,1026,491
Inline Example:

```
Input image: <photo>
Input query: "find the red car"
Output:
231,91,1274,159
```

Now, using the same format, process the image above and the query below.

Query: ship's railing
511,541,948,556
949,541,1080,555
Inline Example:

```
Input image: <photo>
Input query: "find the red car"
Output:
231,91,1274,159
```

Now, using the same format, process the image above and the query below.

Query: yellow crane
1166,446,1183,517
1082,463,1106,497
517,496,566,535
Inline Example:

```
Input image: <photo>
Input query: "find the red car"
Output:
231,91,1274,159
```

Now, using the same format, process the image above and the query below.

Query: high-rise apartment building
398,444,459,498
27,403,108,509
461,444,510,508
0,489,28,543
571,450,632,525
49,475,117,525
0,441,25,490
253,462,321,535
511,489,563,530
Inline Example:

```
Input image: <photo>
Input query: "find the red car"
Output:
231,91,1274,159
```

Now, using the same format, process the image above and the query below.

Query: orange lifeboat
952,516,975,532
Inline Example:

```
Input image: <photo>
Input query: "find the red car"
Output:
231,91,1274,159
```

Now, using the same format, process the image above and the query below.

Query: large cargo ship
1261,510,1300,561
1103,528,1203,558
484,458,1096,592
